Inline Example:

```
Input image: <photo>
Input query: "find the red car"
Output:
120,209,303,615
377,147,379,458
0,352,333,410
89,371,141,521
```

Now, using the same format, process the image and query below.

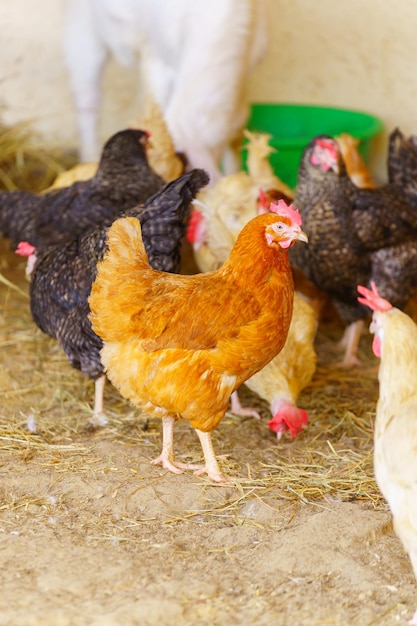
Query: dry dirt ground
1,246,416,626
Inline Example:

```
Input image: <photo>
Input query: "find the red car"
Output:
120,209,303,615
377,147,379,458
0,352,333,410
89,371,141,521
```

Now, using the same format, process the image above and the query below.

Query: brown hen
89,205,307,481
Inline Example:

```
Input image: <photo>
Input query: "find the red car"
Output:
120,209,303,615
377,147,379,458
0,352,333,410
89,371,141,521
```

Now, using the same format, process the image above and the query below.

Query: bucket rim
247,102,384,143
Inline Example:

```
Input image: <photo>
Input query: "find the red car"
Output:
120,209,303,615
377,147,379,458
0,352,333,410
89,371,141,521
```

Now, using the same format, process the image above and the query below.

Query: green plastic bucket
242,103,383,189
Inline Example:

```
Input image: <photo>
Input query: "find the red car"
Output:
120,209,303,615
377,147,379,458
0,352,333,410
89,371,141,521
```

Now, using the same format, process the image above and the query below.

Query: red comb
267,401,309,439
16,241,36,257
357,282,392,312
269,200,302,227
316,138,336,150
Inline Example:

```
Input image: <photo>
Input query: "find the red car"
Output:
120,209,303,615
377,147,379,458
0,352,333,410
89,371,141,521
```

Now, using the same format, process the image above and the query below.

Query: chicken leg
151,416,202,475
338,320,365,368
194,429,226,483
230,391,261,419
152,418,227,483
90,374,107,427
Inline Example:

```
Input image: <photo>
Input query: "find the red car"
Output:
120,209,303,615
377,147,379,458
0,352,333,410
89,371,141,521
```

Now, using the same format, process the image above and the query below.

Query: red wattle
372,335,381,358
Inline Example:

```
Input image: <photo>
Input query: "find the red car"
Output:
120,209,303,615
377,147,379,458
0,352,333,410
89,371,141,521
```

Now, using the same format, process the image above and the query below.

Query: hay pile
0,121,76,192
0,256,382,517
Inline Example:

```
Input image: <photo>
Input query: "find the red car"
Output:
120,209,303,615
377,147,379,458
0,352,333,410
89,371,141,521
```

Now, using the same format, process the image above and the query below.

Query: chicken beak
286,226,308,248
266,222,308,249
296,228,308,244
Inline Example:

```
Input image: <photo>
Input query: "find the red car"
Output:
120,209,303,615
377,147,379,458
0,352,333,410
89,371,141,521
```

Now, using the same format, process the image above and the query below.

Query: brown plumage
186,196,317,437
89,208,308,482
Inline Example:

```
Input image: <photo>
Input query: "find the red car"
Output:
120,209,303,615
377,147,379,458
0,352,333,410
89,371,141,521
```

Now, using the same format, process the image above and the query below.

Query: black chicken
28,169,210,424
0,128,164,251
290,135,371,366
291,135,417,367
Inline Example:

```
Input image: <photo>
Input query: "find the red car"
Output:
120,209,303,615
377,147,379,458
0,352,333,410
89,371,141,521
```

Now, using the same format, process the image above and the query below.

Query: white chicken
358,282,417,625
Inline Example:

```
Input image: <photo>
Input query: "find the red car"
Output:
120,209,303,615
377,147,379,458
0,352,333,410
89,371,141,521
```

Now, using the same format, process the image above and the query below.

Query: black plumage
387,127,417,210
352,183,417,251
370,241,417,309
290,135,371,328
0,128,164,250
29,168,210,422
290,134,417,366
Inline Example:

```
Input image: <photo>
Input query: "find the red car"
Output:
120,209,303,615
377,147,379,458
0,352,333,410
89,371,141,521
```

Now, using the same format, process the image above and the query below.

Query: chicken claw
152,418,227,482
193,466,228,483
151,454,201,475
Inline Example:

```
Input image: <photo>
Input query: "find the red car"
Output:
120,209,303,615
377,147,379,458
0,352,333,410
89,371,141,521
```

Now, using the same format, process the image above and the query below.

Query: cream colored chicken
335,132,376,189
358,282,417,625
132,98,185,182
187,199,235,273
232,291,318,437
197,172,262,240
243,129,294,196
197,130,293,240
45,162,97,191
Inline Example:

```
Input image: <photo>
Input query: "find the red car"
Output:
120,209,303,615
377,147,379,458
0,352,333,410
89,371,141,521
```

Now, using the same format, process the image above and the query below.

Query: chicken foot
152,417,202,475
152,418,227,483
